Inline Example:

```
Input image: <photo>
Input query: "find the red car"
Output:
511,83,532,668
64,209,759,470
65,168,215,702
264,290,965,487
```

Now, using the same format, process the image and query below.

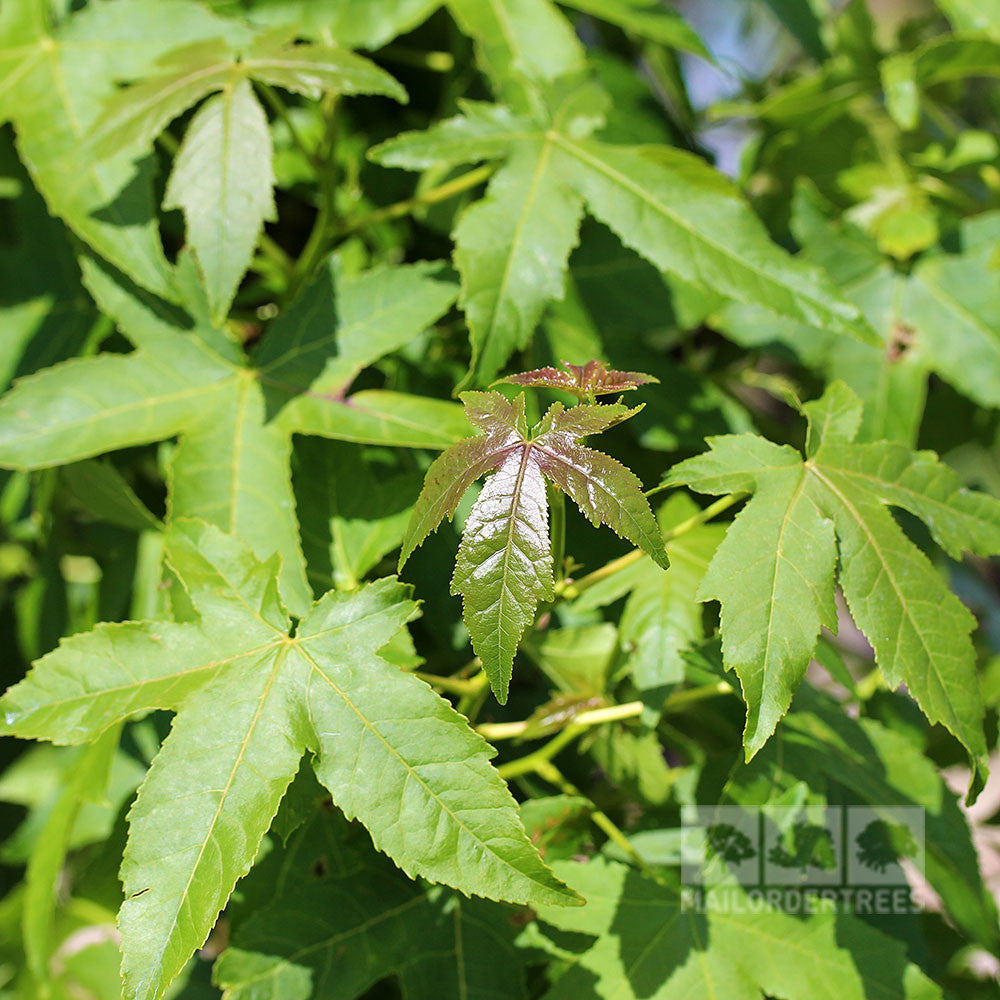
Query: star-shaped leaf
82,31,405,322
535,858,940,999
664,381,1000,788
400,389,667,701
371,83,876,387
0,520,578,1000
0,254,463,616
0,0,253,297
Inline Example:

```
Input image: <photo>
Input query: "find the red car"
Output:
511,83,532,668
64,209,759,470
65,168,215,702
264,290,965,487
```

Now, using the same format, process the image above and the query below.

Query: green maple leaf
665,381,1000,787
0,0,253,298
448,0,705,116
0,520,578,1000
0,254,464,616
371,82,876,387
83,31,405,322
536,858,941,999
399,389,667,701
214,803,527,1000
294,439,424,593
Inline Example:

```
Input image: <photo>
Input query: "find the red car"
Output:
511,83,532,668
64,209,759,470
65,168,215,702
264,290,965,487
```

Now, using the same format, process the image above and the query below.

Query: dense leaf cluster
1,1,1000,999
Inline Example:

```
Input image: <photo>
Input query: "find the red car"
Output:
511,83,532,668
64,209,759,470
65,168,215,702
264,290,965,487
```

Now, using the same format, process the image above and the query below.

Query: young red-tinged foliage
400,387,667,700
499,359,658,400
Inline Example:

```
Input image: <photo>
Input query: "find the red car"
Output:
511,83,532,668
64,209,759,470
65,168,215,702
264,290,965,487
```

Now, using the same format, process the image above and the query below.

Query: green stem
533,761,653,875
380,44,455,72
283,95,340,302
661,681,733,713
257,233,294,273
496,725,583,780
661,493,745,541
478,700,644,741
457,682,490,723
284,163,493,302
557,493,744,601
285,196,334,301
155,129,180,157
255,81,314,164
340,163,494,234
414,670,489,697
558,548,643,599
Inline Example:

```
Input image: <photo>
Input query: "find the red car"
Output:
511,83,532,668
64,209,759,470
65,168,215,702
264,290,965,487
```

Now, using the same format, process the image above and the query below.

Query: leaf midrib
93,60,238,150
807,462,970,739
136,645,291,992
549,132,860,333
492,445,539,670
471,133,556,375
296,637,562,896
752,469,809,742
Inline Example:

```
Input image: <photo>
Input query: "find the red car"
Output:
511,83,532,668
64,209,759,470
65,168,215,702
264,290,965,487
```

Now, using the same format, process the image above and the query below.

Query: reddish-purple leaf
500,360,658,400
534,404,669,569
399,389,666,700
398,392,526,568
452,448,552,703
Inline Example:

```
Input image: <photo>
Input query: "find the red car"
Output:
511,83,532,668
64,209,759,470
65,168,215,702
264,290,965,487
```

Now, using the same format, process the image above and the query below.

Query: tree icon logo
768,821,837,874
706,822,757,866
855,819,918,874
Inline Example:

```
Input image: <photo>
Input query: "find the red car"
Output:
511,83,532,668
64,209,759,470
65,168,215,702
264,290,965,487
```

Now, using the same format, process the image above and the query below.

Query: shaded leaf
0,256,459,616
62,460,163,533
536,857,941,999
217,806,527,1000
